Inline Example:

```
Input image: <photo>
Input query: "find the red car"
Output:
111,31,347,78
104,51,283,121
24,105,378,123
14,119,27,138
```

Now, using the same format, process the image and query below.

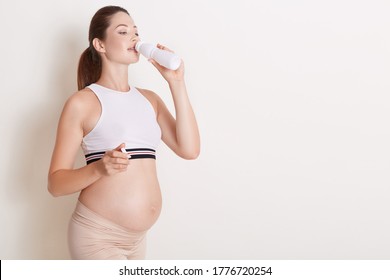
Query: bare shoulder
136,87,163,113
62,88,98,116
65,88,96,108
136,87,161,102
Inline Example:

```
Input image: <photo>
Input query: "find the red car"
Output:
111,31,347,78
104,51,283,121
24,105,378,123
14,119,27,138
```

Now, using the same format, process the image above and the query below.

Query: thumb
114,143,125,151
148,58,164,72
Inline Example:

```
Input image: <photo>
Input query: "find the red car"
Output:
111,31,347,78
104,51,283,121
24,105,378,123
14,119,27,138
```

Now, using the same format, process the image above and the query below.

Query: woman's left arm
149,44,200,159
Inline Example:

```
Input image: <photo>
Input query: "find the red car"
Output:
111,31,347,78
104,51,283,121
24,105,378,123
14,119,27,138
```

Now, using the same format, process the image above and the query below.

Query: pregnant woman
47,5,200,259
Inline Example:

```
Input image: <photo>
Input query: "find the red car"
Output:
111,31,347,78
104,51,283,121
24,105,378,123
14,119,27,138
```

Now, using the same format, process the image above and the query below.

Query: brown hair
77,6,129,90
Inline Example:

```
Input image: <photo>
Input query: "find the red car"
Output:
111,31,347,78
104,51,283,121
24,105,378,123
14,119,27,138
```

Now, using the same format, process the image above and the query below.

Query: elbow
186,151,200,160
47,183,60,197
180,148,200,160
47,175,63,197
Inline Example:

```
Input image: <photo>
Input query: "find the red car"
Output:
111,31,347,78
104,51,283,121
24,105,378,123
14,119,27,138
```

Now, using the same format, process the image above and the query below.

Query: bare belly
78,159,162,231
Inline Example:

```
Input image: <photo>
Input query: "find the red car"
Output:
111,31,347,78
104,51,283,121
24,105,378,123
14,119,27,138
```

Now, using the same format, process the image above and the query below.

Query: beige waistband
72,200,146,237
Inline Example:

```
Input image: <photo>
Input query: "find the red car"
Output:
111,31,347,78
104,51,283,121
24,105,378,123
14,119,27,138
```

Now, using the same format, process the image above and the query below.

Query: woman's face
101,12,140,65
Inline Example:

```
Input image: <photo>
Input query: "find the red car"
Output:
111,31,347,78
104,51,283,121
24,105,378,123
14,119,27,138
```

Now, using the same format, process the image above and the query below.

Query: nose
131,35,139,43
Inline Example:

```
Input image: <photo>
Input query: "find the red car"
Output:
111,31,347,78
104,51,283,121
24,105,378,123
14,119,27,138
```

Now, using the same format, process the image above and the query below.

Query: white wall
1,0,390,259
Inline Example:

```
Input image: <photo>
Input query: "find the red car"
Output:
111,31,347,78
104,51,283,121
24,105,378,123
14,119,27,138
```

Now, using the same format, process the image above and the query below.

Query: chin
129,59,140,65
128,55,140,64
120,58,139,66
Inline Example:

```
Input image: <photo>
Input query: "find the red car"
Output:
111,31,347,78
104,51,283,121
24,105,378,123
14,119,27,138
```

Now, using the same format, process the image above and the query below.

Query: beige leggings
68,200,147,260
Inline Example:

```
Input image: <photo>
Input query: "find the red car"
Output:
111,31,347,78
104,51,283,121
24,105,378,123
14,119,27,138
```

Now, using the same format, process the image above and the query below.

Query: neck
97,61,130,91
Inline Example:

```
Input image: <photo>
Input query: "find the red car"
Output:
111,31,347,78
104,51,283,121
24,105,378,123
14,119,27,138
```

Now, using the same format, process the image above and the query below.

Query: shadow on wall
5,28,85,259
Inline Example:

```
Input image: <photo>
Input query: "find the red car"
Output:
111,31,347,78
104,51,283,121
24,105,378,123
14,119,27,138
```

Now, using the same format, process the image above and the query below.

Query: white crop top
81,83,161,164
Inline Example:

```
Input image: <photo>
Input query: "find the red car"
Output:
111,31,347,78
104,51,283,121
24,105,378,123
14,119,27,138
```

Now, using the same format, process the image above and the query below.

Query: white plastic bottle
135,41,181,70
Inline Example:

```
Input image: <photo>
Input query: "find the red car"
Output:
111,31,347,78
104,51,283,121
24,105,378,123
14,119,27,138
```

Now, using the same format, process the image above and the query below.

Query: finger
120,148,132,159
148,58,165,72
114,143,125,151
157,44,173,52
112,157,130,164
106,150,128,160
157,43,174,53
111,151,130,159
113,164,129,170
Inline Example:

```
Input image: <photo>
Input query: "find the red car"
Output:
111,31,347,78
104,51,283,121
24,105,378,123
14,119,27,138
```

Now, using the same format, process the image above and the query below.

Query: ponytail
77,46,102,90
77,6,129,90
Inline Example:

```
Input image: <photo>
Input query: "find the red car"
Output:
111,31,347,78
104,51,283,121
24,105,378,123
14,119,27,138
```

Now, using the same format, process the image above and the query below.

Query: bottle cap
135,41,144,52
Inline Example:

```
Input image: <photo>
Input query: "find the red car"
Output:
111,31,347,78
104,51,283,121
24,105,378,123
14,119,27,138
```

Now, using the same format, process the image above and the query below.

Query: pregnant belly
78,160,162,231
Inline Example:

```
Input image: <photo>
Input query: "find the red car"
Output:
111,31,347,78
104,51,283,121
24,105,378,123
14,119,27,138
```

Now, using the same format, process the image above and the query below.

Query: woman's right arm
48,93,129,197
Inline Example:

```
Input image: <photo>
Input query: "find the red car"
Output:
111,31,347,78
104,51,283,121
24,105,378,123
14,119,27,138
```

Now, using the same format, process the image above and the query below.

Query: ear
92,38,106,53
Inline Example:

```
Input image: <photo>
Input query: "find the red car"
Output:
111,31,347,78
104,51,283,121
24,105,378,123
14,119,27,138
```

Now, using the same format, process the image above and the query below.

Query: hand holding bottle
136,41,182,70
139,43,185,83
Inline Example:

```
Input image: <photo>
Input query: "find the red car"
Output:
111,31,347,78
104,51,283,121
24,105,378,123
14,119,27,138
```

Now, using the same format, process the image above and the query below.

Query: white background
0,0,389,259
